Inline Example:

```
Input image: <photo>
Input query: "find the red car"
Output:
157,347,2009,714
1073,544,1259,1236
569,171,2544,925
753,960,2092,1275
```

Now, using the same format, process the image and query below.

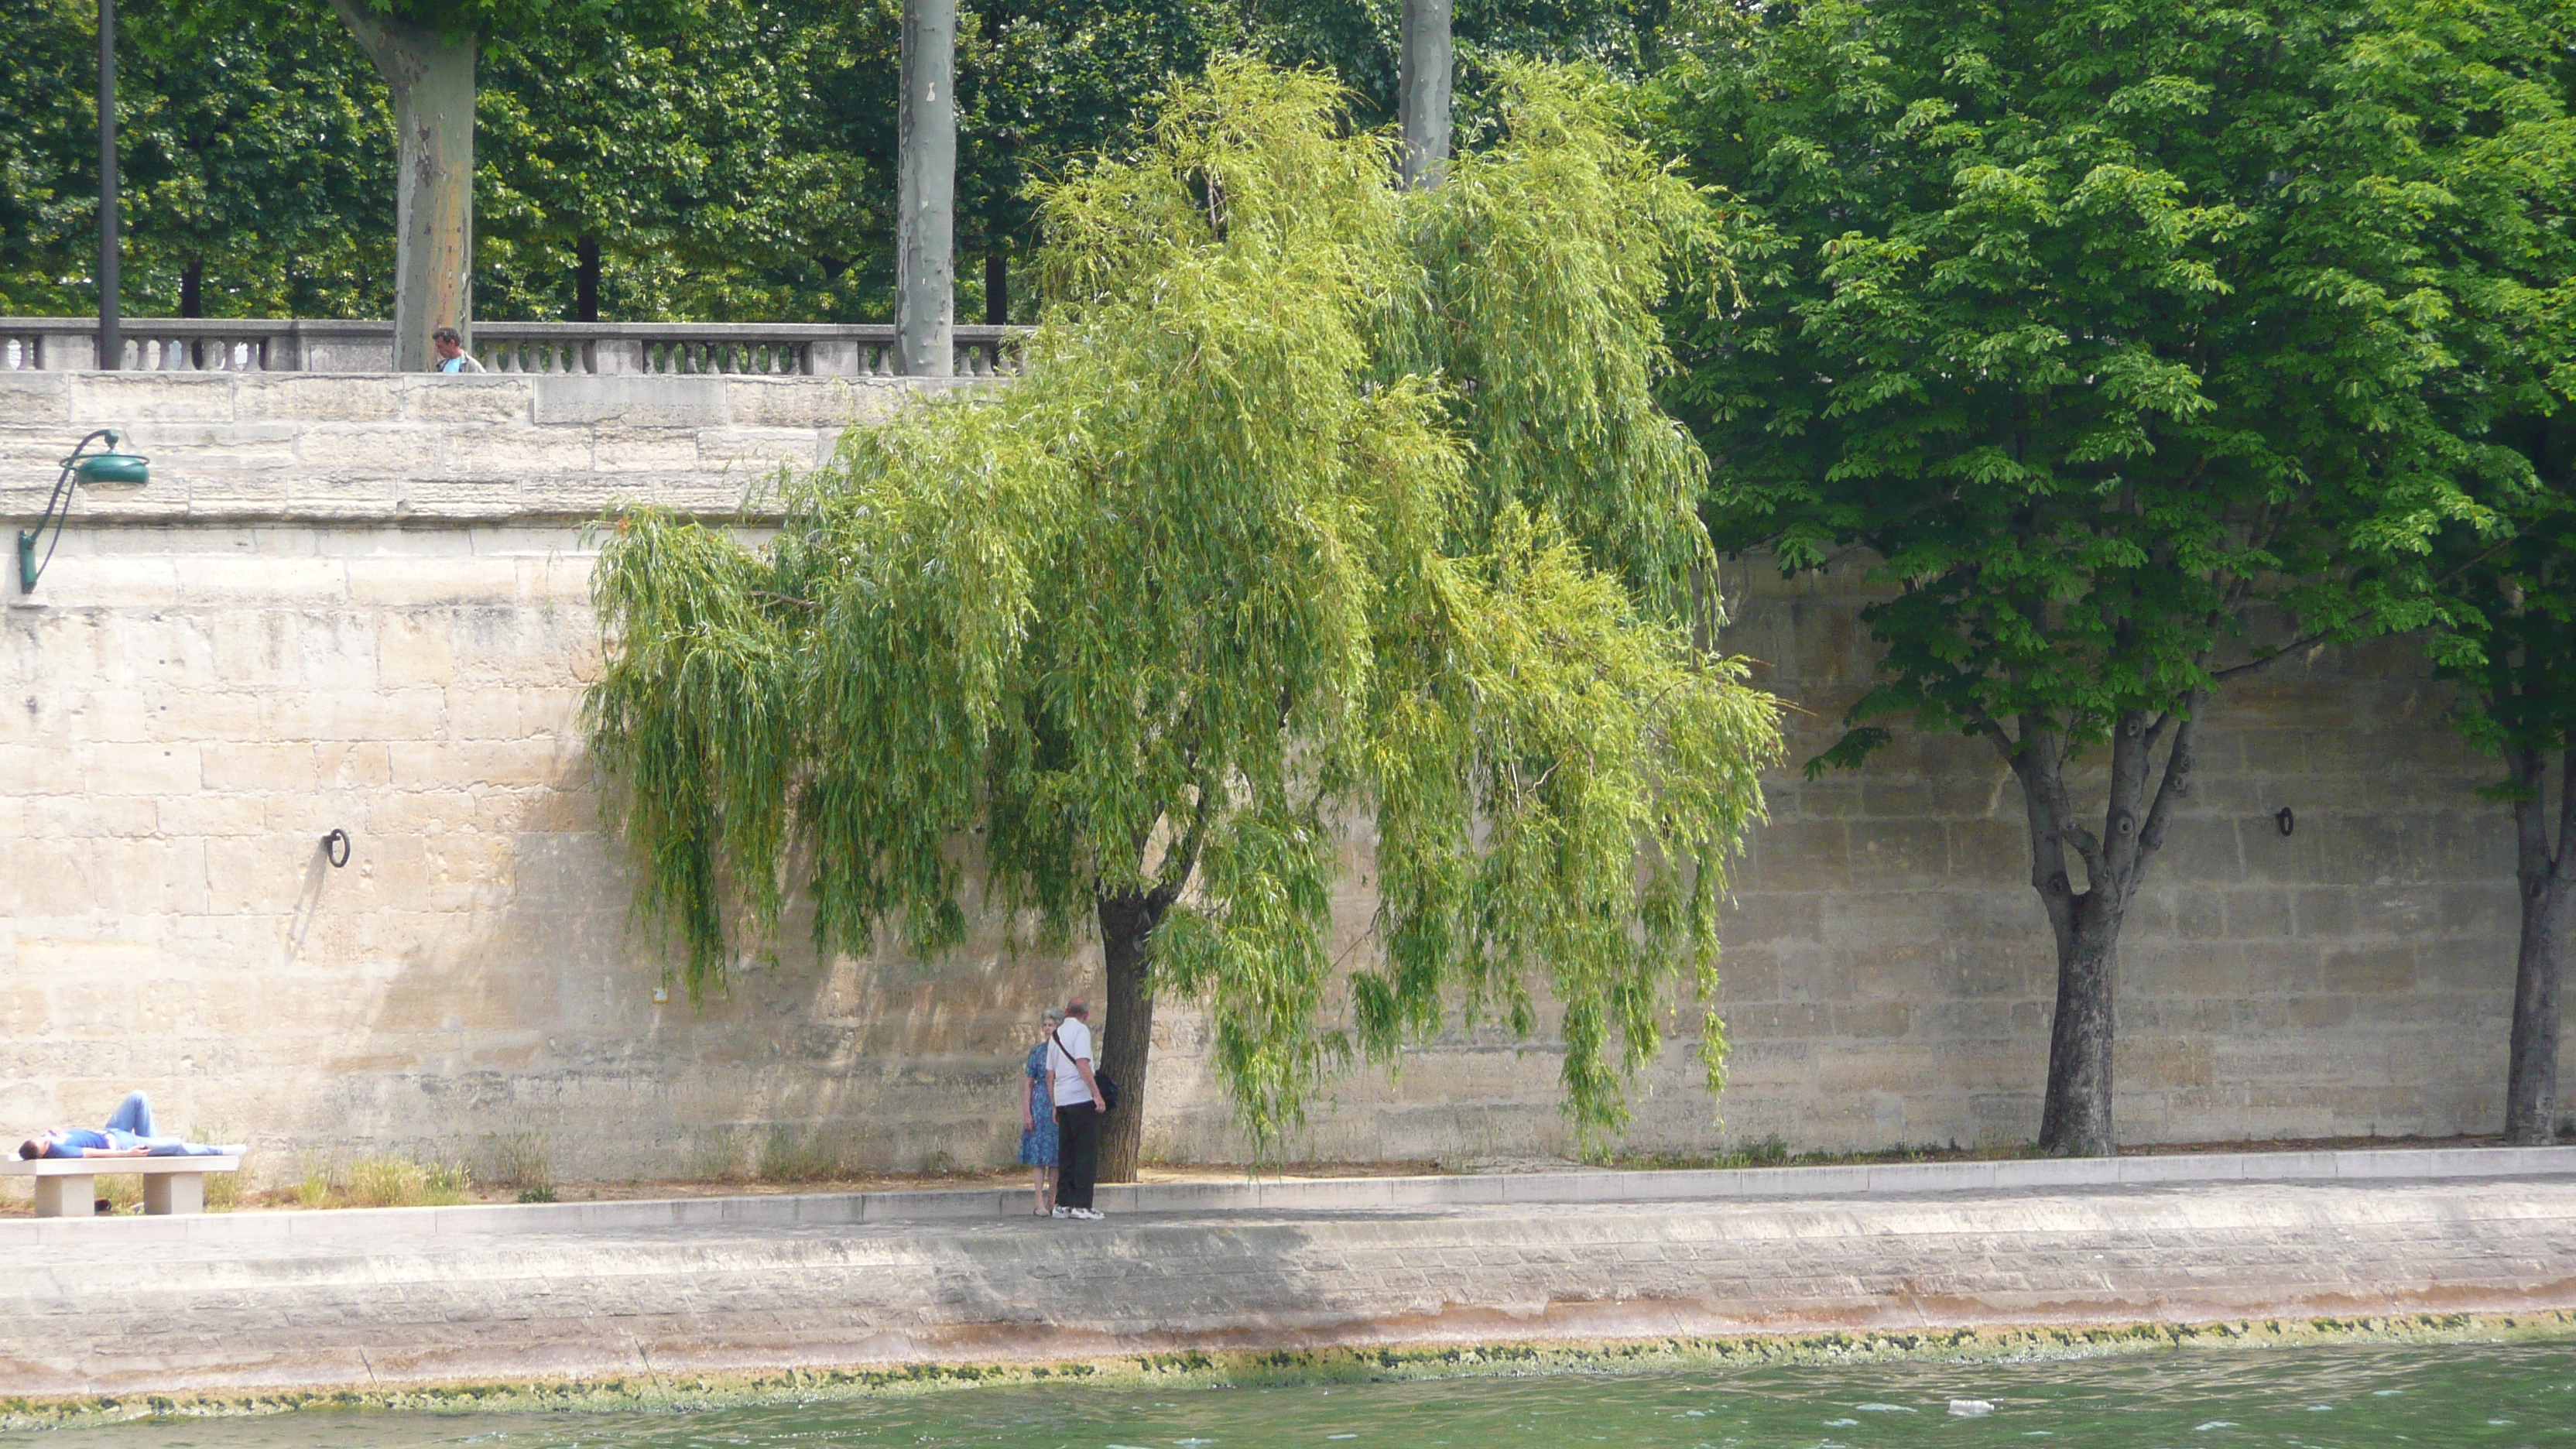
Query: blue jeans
104,1091,156,1138
99,1091,228,1156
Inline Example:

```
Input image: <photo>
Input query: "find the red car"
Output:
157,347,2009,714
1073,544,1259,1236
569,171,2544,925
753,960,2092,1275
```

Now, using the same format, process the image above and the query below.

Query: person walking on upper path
431,326,485,373
1019,1007,1064,1216
1049,999,1105,1221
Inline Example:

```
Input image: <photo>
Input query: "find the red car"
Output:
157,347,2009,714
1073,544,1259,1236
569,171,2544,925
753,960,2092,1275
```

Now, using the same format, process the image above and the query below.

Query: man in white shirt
1047,999,1106,1220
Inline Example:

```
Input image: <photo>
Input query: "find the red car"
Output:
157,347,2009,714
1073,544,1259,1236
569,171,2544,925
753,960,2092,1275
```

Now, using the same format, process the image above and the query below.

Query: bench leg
143,1173,203,1215
32,1175,94,1218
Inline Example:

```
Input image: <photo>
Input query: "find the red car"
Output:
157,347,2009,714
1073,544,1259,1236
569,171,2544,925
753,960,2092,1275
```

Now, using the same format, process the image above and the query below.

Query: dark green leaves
1671,0,2559,766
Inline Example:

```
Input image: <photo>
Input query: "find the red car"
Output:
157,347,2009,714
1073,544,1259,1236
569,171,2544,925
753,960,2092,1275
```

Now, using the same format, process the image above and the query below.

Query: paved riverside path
2,1153,2572,1397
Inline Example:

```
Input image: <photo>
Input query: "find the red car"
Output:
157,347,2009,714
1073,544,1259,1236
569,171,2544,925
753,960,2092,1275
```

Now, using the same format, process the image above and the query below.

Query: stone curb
9,1144,2572,1245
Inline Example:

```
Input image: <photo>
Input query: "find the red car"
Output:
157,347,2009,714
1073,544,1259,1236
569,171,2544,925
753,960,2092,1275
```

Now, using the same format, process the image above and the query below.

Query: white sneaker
1051,1206,1069,1218
1070,1208,1105,1221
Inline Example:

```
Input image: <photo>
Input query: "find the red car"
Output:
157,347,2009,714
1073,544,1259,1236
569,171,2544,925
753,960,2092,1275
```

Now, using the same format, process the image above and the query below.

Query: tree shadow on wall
331,750,1105,1184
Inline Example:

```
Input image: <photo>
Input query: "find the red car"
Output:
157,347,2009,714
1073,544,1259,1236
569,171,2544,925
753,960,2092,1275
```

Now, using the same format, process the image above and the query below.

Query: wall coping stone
1,371,969,526
6,1144,2568,1245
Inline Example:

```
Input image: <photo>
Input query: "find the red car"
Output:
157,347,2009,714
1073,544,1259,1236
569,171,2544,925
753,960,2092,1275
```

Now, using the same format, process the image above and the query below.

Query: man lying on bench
17,1091,242,1160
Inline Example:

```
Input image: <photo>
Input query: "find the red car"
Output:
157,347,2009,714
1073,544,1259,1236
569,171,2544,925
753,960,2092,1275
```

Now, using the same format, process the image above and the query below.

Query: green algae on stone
4,1309,2570,1430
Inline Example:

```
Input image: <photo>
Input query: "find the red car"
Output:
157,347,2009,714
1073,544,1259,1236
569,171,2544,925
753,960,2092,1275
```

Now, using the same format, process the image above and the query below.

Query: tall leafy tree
476,1,878,323
2435,474,2576,1146
0,0,92,315
1,0,394,317
584,61,1780,1179
2406,9,2576,1149
324,0,482,366
1670,0,2563,1154
3,0,1698,327
953,0,1231,320
315,0,703,364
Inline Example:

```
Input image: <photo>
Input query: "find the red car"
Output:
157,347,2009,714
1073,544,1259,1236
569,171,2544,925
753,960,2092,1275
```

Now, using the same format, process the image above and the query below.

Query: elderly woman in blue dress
1019,1006,1065,1215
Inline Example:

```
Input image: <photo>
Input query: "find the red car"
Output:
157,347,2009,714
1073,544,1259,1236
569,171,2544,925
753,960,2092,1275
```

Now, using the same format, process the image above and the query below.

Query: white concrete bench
1,1156,242,1216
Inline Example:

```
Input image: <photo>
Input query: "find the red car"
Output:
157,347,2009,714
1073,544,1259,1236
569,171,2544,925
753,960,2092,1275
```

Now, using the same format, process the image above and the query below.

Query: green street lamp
20,430,149,594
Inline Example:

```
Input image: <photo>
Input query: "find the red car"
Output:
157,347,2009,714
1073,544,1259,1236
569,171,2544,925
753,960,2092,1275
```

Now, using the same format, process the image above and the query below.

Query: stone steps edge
5,1144,2571,1245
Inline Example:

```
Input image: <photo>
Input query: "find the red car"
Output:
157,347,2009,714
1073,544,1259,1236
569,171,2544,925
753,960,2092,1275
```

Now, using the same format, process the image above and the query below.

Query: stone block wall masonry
0,373,2563,1184
0,371,966,524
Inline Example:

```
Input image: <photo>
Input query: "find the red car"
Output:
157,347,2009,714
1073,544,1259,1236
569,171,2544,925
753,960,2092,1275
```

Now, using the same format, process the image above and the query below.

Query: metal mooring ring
322,829,352,868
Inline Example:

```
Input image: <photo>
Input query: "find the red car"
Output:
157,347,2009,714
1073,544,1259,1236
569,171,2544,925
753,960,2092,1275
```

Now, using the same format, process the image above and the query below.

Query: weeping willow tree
585,58,1783,1180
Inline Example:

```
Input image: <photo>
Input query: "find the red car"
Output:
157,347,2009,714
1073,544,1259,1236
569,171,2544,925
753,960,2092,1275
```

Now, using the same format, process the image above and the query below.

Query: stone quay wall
0,370,2560,1184
3,1170,2571,1396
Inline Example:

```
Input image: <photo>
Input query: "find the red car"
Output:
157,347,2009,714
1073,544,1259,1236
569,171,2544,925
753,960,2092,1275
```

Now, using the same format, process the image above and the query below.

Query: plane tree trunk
895,0,955,375
329,0,474,372
2504,746,2574,1144
1397,0,1452,189
2000,696,2204,1157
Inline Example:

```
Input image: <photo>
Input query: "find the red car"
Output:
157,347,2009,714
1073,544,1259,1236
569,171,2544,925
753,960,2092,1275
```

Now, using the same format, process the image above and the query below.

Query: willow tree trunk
2007,701,2202,1158
895,0,955,376
2504,747,2573,1144
330,0,474,372
1396,0,1452,189
1095,892,1163,1184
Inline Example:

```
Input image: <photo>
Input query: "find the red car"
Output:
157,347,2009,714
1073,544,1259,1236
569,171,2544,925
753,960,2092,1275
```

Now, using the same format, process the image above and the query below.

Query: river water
21,1341,2575,1449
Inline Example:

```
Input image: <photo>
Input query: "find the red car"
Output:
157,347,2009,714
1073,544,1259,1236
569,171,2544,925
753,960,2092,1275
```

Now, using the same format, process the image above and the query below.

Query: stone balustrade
0,317,1024,379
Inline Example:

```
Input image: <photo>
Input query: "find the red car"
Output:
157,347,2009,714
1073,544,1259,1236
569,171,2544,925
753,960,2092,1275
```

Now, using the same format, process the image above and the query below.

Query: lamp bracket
19,429,146,595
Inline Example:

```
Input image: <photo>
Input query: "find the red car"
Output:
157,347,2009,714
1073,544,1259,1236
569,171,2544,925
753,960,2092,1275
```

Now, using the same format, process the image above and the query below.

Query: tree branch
2062,820,2104,882
2096,706,2155,892
2556,745,2576,881
323,0,397,74
2136,689,2204,863
1972,714,2016,766
2023,715,2102,886
2210,633,2328,682
2009,718,2084,951
1147,774,1218,912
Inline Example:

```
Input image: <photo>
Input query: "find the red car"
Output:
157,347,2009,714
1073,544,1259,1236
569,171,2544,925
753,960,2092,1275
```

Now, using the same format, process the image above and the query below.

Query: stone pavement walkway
2,1154,2571,1398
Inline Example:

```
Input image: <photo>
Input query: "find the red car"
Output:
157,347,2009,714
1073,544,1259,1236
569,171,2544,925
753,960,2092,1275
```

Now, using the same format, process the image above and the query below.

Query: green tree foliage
1668,0,2570,1153
1245,0,1683,128
2436,471,2576,1145
1,0,1686,323
953,0,1231,310
0,0,885,323
584,60,1782,1177
476,2,882,321
2403,17,2576,1148
0,0,392,317
2429,388,2576,1145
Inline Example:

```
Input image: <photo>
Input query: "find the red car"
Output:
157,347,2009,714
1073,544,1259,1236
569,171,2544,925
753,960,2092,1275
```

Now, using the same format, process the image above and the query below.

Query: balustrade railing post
593,338,643,375
39,333,92,371
808,339,862,376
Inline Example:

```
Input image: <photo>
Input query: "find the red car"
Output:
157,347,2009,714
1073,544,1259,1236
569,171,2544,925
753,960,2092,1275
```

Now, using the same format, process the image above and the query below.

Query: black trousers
1054,1102,1101,1210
